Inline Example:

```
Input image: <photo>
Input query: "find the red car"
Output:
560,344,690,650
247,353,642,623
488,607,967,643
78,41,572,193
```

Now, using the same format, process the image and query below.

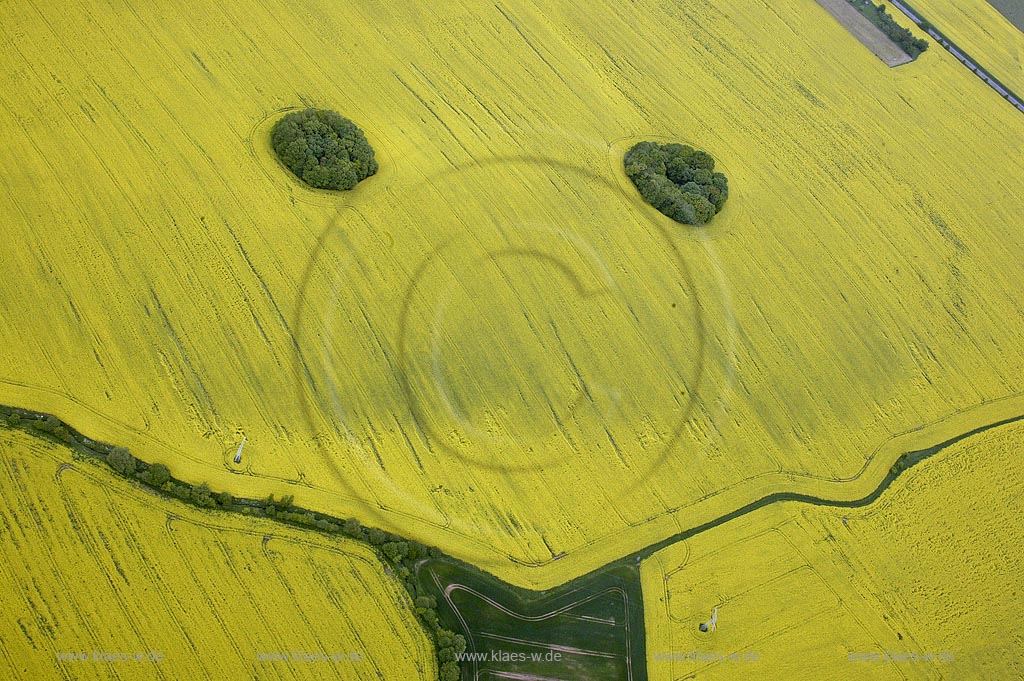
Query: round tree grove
624,141,729,226
271,108,378,191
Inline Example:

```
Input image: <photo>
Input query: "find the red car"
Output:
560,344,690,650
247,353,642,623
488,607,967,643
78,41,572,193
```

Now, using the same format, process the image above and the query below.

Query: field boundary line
890,0,1024,114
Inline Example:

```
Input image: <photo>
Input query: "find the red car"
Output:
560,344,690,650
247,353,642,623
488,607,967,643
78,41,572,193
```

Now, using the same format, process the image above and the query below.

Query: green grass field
417,559,647,680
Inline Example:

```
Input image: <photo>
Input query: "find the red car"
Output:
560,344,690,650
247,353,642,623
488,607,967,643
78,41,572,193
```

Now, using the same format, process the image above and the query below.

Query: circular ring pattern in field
293,153,722,564
392,159,706,473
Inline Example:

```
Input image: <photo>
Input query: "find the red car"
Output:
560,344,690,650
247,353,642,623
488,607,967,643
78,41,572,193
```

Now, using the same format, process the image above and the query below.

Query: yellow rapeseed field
0,426,434,680
642,420,1024,680
1,0,1022,589
903,0,1024,94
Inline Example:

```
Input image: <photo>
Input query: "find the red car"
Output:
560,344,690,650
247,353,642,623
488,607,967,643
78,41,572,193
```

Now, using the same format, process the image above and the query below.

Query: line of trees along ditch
0,405,465,681
846,0,929,58
10,401,1015,678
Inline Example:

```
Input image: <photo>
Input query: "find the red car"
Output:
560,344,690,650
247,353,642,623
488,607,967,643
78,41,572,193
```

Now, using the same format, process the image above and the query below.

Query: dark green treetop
271,108,378,191
624,141,728,226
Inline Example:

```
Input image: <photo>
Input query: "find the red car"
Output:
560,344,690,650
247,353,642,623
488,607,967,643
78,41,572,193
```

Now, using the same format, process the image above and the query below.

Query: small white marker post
234,437,247,464
699,607,718,633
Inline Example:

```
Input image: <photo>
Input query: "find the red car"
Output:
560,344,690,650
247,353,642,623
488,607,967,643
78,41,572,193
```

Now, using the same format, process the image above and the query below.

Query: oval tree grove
624,141,729,226
271,108,378,191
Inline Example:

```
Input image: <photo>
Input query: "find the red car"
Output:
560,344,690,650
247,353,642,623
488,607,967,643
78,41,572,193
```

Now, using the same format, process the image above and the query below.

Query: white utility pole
234,437,247,464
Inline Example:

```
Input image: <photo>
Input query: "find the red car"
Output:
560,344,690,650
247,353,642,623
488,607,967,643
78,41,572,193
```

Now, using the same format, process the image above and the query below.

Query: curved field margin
3,0,1024,593
643,418,1024,679
0,426,434,681
4,400,1020,680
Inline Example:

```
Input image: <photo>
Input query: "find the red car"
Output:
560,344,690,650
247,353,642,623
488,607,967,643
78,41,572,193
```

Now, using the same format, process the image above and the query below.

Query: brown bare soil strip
816,0,914,66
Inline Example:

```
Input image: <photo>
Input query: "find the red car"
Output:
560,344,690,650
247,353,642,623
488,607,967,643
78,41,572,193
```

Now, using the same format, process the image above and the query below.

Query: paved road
891,0,1024,114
